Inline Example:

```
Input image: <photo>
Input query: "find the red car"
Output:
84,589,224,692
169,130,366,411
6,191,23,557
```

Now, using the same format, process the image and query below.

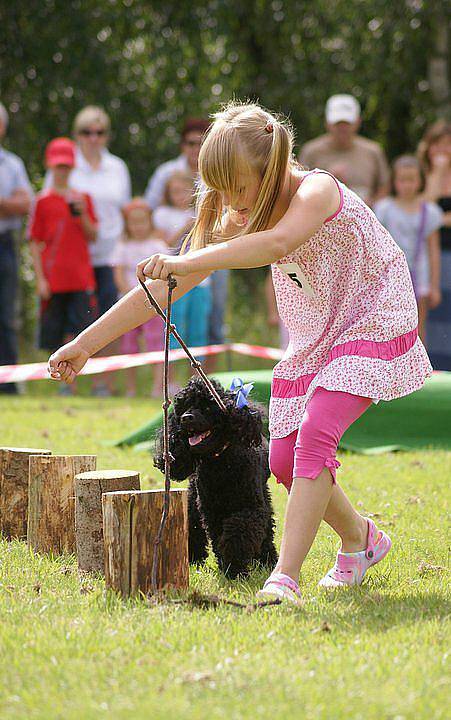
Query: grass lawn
0,393,449,720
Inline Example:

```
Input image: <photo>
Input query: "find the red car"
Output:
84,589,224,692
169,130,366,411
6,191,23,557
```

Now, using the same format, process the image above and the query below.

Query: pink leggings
269,387,372,492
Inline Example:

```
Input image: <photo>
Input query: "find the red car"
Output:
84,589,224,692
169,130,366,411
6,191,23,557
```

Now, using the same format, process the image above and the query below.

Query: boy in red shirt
29,138,97,359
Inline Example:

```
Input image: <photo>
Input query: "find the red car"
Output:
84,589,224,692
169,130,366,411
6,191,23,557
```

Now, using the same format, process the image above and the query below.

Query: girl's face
168,178,193,209
126,207,153,240
428,134,451,168
222,171,261,224
394,165,422,200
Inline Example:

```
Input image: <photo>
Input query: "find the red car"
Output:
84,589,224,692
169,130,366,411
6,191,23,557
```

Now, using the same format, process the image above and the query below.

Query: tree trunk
103,488,188,597
75,470,141,573
0,447,51,539
28,455,96,554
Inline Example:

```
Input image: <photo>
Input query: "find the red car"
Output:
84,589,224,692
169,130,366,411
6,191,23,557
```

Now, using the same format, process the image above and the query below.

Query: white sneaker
256,572,303,605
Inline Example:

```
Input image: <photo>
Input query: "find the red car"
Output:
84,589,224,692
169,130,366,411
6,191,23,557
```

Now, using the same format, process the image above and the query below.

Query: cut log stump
0,447,51,540
28,455,96,554
103,489,188,597
75,470,141,573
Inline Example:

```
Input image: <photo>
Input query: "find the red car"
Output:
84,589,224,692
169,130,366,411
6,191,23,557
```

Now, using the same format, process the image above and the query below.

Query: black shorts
39,291,95,351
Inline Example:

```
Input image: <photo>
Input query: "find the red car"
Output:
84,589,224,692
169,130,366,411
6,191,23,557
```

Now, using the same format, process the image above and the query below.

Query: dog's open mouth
188,430,211,446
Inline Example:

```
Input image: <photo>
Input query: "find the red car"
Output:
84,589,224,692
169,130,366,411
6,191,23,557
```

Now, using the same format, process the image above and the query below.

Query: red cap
45,137,76,168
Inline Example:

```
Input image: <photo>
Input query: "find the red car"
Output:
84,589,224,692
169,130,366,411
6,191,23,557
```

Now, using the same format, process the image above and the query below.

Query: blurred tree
1,0,449,190
0,0,449,347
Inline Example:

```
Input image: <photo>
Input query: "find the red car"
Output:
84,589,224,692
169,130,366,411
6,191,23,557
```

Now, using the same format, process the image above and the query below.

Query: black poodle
153,376,278,578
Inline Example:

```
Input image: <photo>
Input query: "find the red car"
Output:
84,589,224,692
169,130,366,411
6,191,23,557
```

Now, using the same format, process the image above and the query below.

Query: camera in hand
68,200,82,216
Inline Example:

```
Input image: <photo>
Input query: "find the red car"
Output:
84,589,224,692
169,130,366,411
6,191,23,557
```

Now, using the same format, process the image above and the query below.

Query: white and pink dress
269,170,432,440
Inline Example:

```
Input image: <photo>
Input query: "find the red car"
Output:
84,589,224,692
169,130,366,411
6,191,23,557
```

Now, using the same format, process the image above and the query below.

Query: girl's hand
48,340,90,384
136,253,191,282
428,287,442,309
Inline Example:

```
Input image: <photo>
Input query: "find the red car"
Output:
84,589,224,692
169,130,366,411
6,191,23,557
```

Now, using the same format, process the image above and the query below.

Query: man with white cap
299,94,389,206
0,101,33,394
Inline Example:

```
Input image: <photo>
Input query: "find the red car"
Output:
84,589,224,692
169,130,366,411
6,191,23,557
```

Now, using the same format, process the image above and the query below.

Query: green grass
0,395,450,720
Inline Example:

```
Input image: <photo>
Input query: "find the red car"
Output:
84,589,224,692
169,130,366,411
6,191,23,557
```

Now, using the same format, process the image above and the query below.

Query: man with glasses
0,101,32,394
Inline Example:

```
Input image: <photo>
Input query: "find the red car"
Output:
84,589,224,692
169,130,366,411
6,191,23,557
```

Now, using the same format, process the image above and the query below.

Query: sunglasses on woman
79,129,107,137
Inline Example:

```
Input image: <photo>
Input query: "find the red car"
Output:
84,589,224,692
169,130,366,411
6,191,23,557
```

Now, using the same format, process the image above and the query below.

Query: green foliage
1,1,448,191
1,1,449,354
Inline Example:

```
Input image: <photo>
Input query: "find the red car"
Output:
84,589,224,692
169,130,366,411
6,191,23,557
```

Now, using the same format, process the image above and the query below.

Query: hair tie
265,122,274,134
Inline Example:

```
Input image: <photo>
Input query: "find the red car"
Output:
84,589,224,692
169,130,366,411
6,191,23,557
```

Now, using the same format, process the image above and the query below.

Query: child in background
113,198,166,397
374,156,443,342
153,170,195,248
29,137,97,393
153,171,211,392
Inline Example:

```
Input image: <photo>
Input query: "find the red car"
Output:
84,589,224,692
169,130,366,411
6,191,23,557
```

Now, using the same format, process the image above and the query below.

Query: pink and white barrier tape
0,343,284,384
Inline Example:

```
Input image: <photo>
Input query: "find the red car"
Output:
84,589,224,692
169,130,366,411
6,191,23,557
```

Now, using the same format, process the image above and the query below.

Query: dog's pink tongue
189,433,206,446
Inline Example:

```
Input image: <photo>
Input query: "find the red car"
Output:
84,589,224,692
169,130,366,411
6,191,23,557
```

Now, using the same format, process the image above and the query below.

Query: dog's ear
153,410,195,481
227,402,264,448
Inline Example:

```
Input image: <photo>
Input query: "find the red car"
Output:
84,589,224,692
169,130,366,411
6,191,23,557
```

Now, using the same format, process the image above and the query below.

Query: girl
112,198,166,397
154,171,212,392
374,156,443,343
49,102,432,604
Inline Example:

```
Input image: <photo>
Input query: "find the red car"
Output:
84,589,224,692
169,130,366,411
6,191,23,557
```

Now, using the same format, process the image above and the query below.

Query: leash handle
138,276,227,412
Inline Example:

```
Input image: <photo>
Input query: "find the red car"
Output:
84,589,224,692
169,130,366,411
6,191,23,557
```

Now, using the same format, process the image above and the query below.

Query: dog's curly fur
153,377,278,578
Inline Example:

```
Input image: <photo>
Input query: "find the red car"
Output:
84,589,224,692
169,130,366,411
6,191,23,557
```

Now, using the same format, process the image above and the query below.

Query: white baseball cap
325,94,360,124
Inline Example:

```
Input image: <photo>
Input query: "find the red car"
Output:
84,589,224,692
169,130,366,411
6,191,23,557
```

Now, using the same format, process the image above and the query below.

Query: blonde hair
417,119,451,173
72,105,111,136
163,170,195,206
183,101,297,252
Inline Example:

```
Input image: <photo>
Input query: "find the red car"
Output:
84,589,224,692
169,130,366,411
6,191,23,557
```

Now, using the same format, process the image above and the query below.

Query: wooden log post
0,447,51,540
102,489,188,597
28,455,96,554
75,470,141,573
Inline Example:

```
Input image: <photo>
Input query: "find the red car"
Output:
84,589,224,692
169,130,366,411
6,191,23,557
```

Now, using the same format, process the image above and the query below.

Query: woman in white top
71,106,131,395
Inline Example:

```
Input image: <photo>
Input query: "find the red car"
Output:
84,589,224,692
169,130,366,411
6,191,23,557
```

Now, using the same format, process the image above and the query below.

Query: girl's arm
139,174,340,280
48,270,210,383
427,229,441,308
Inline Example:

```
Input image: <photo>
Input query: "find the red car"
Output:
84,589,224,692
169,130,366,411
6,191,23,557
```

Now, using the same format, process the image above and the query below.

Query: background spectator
153,170,195,248
299,94,390,206
418,120,451,370
374,155,442,343
144,117,210,210
29,138,97,395
113,198,166,397
0,101,33,394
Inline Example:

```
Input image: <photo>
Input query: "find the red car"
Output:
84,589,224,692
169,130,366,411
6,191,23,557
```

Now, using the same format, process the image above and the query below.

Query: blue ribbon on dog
230,377,254,408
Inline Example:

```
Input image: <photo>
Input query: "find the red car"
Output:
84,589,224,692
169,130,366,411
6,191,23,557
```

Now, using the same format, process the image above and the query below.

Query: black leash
143,275,226,595
142,276,283,610
138,277,226,413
